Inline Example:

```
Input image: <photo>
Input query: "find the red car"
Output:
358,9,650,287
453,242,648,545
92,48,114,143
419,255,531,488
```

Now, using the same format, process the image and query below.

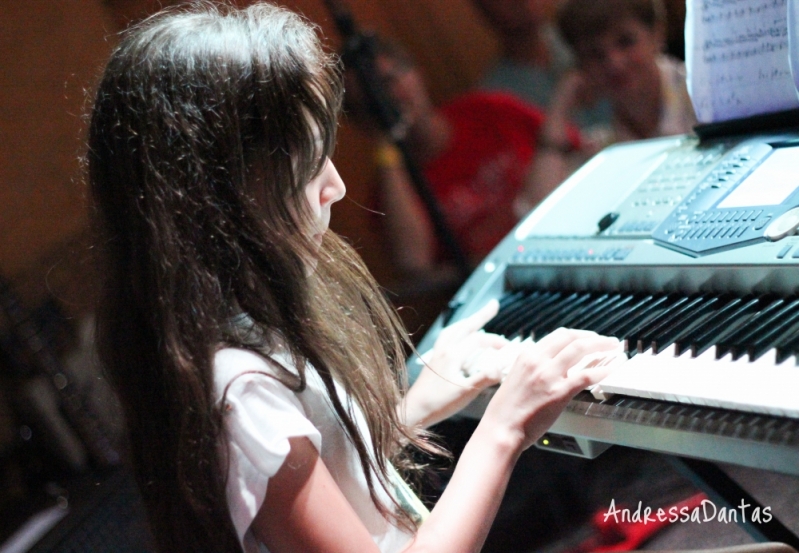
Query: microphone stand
323,0,472,281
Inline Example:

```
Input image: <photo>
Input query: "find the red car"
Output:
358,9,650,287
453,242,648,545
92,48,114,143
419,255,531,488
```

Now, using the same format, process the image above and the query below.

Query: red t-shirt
425,92,578,261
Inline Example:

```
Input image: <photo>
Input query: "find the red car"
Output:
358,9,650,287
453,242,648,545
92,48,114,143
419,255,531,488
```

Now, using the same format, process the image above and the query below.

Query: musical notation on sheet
686,0,799,123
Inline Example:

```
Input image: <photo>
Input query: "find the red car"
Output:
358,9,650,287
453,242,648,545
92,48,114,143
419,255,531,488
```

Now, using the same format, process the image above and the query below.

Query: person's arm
375,141,438,274
252,436,381,552
406,328,618,552
252,329,620,553
399,300,516,429
515,71,590,218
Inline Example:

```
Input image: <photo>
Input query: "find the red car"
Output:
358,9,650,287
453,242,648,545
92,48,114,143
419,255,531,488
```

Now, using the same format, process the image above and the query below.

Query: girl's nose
321,161,346,207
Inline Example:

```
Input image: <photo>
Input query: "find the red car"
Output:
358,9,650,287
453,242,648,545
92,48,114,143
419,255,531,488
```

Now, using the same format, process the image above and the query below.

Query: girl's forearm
402,417,524,553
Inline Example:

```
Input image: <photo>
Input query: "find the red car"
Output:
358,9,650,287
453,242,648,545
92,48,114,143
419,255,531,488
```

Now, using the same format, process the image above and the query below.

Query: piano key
642,296,718,353
655,296,724,354
627,296,692,352
485,290,540,335
750,347,779,368
530,292,594,338
517,292,572,337
776,331,799,364
489,291,548,336
745,299,799,360
593,294,654,335
572,294,636,334
618,296,681,352
603,295,670,337
716,298,785,359
673,296,739,356
563,293,623,331
593,353,799,418
726,298,791,359
690,297,761,357
520,293,582,339
498,290,526,310
486,290,527,329
547,293,611,331
640,295,708,353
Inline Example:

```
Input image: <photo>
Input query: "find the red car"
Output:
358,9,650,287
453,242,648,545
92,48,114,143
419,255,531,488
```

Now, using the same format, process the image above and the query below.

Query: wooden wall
0,0,115,310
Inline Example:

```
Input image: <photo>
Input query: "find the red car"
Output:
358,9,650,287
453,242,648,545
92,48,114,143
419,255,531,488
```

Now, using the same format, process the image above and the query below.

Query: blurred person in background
471,0,612,129
471,0,569,108
558,0,694,145
517,0,697,215
344,39,580,278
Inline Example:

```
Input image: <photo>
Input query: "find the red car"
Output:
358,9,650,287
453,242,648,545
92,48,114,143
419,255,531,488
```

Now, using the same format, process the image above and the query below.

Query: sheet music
790,0,799,92
686,0,799,123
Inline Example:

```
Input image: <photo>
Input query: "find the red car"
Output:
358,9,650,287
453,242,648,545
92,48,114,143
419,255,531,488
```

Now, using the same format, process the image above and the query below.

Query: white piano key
592,353,799,418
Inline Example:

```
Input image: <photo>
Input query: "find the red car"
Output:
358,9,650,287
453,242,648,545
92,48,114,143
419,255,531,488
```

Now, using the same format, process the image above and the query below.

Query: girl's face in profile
302,157,346,249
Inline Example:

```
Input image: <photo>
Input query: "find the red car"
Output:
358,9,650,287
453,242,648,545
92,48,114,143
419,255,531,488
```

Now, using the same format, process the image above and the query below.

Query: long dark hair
88,3,430,551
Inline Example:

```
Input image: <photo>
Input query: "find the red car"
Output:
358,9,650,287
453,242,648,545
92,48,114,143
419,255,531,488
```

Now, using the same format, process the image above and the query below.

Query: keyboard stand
668,456,799,549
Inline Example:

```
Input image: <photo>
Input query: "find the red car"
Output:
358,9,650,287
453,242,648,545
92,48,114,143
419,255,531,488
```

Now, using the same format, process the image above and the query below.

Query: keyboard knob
764,206,799,241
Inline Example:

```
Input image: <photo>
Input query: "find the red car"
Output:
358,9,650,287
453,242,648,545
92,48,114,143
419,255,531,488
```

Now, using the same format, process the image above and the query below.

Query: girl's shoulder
214,345,300,400
215,346,288,377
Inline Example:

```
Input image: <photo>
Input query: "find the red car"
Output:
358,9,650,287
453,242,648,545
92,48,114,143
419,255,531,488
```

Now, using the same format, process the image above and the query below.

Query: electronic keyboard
412,132,799,476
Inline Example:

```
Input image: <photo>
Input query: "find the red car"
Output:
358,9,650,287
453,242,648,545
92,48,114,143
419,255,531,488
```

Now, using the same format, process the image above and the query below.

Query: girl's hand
401,300,519,429
482,328,621,451
550,69,600,116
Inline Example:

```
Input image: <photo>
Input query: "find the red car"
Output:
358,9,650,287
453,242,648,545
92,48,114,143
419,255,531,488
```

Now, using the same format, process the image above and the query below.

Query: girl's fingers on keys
566,343,627,377
466,340,526,382
566,362,617,392
528,327,601,359
550,335,621,376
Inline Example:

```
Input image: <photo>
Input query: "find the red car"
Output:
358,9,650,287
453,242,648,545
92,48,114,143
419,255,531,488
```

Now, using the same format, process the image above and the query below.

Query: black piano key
490,291,549,337
651,296,722,354
603,295,669,337
619,295,679,355
571,294,636,334
627,296,692,353
518,292,582,338
572,294,630,332
530,292,594,339
716,298,785,360
776,330,799,364
514,292,568,338
483,290,530,334
495,290,547,335
690,297,761,358
567,294,619,328
545,293,609,331
772,311,799,351
637,296,705,353
498,290,526,310
593,294,654,336
674,296,740,355
489,288,799,366
729,298,798,360
747,299,799,361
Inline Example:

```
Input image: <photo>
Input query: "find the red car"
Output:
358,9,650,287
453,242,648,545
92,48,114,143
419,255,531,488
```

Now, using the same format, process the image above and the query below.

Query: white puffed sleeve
214,348,322,545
